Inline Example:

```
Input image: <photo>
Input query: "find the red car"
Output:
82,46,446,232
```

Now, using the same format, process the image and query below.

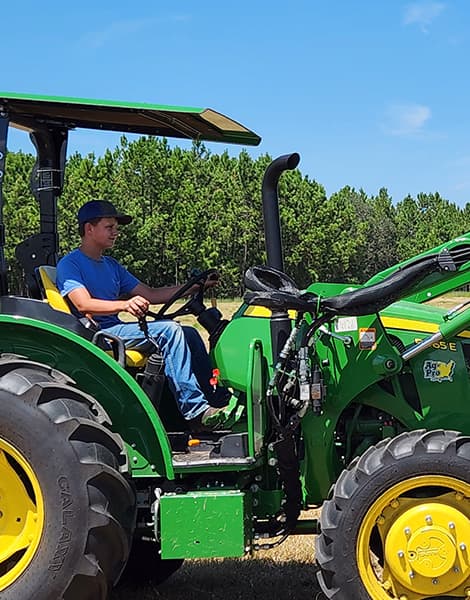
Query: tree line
3,137,470,297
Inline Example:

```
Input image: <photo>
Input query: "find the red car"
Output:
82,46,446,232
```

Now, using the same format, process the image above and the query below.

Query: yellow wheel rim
357,475,470,600
0,437,45,591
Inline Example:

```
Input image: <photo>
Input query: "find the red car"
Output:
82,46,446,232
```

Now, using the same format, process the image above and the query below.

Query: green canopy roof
0,92,261,146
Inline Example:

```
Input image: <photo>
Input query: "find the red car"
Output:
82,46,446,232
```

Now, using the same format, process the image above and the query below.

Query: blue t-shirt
56,249,140,329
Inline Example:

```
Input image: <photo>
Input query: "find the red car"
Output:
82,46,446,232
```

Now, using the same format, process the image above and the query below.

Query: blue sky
2,1,470,206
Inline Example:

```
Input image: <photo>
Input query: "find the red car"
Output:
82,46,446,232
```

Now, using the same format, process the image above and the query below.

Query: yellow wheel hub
385,502,469,594
357,475,470,599
0,437,44,591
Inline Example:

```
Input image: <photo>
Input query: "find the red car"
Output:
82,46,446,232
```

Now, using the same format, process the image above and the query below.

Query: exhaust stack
262,152,300,272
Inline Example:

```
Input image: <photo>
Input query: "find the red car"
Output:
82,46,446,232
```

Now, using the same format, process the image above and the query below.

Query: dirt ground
112,511,324,600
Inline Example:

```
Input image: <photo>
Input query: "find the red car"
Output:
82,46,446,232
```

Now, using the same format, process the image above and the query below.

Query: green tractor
0,92,469,600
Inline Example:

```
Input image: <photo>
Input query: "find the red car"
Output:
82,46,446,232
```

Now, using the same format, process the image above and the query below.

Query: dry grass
112,511,324,600
175,298,241,338
112,541,323,600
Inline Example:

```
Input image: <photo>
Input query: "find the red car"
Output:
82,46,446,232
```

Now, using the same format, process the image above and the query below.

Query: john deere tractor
0,92,469,600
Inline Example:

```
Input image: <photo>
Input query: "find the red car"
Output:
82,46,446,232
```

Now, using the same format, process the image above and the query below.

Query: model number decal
423,359,456,383
334,317,357,333
414,339,457,352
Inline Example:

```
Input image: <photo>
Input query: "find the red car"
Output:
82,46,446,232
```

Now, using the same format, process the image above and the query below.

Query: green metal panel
0,91,261,146
0,315,174,479
381,299,447,325
299,296,470,504
212,314,273,391
300,312,404,504
246,339,266,457
160,491,251,559
408,341,470,429
252,489,283,519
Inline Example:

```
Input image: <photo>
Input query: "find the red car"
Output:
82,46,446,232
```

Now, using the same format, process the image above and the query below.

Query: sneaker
189,406,228,432
190,395,241,432
200,406,228,430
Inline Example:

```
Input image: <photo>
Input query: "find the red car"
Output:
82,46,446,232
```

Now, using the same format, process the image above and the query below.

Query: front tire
0,356,136,600
315,429,470,600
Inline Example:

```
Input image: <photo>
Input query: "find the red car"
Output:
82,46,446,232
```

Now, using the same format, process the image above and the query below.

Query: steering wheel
148,269,219,320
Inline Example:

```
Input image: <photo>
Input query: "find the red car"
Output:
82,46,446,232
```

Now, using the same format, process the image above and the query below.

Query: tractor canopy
0,91,261,145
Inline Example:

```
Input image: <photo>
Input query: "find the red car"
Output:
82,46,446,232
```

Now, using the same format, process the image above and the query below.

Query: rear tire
0,355,136,600
315,429,470,600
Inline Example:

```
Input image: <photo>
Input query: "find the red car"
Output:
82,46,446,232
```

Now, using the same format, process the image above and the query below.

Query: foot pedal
210,432,248,458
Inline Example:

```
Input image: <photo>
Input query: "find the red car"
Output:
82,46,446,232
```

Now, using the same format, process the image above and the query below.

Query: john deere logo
407,533,454,577
410,538,448,569
423,359,455,383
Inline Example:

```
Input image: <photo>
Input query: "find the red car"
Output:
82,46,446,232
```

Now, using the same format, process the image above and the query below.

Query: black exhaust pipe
262,153,300,272
261,153,301,365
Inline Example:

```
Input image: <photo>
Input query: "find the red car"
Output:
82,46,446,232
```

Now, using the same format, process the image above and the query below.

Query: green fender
0,315,174,479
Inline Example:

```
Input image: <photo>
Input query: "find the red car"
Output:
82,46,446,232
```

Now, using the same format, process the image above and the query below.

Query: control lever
318,325,352,346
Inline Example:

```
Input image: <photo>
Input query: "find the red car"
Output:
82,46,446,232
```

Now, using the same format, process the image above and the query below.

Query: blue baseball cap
77,200,132,225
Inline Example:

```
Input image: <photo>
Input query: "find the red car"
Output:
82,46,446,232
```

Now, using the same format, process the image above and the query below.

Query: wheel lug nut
460,543,467,551
449,521,455,530
397,550,405,558
409,571,415,579
432,578,439,585
404,527,411,536
425,515,432,525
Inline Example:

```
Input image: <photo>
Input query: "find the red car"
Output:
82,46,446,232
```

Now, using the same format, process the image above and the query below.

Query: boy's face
86,217,119,249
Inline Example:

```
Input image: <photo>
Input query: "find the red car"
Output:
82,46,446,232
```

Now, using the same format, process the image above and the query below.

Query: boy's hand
204,271,220,290
124,295,149,317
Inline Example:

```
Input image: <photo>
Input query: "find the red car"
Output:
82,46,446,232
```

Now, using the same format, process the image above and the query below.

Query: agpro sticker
423,359,455,383
359,328,376,350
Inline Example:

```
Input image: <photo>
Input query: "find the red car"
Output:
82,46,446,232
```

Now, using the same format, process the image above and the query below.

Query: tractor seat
37,265,147,368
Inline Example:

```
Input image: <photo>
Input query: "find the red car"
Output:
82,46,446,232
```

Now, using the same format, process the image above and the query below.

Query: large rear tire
315,429,470,600
0,355,136,600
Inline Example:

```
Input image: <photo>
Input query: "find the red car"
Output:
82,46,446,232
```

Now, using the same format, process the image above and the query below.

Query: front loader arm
364,232,470,303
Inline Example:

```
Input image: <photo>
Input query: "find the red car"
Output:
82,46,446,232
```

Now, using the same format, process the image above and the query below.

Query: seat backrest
37,265,72,314
36,264,147,368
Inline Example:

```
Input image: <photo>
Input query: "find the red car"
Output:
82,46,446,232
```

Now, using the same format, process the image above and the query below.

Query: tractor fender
0,314,174,479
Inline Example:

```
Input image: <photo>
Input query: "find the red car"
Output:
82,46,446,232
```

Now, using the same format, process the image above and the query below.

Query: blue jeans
103,320,225,420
